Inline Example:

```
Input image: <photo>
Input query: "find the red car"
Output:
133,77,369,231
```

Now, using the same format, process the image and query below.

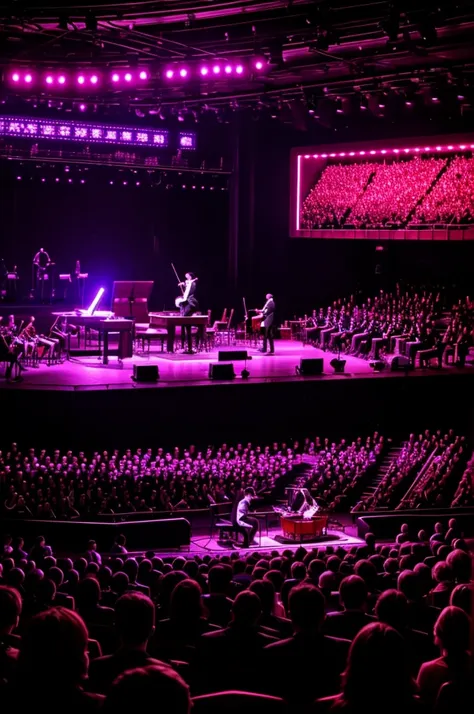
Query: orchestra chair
192,691,287,714
205,310,217,351
215,308,235,346
134,326,167,354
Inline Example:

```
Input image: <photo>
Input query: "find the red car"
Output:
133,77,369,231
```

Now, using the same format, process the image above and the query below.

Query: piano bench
215,520,239,542
135,329,167,354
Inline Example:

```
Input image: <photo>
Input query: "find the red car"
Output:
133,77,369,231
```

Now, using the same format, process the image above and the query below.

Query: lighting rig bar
0,115,197,150
5,59,267,93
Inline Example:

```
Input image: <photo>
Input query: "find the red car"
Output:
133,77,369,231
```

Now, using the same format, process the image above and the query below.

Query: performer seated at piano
257,293,276,355
234,487,259,548
176,272,199,354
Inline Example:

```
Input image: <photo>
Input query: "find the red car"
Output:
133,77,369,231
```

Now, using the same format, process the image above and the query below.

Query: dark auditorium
1,2,473,713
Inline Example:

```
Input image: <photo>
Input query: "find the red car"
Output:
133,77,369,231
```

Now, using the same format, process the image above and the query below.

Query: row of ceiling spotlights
7,60,267,89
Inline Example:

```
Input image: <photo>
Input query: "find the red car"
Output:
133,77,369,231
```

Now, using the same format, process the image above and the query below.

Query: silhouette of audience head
288,583,325,633
434,605,471,655
104,664,191,714
0,585,22,635
115,591,155,647
231,590,261,628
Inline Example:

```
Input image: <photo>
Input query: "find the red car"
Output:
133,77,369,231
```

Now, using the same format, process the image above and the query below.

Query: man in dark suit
263,583,350,706
234,487,259,547
323,574,375,640
88,592,166,694
194,590,277,694
258,293,275,355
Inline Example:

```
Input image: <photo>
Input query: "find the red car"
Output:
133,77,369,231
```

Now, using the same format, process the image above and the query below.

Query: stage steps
360,447,402,499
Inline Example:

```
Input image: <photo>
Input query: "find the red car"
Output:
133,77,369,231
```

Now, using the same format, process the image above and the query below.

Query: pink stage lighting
46,75,54,85
90,75,98,84
213,65,221,74
165,69,174,79
58,75,66,85
139,70,148,80
255,60,264,70
111,73,120,82
236,65,244,74
79,104,86,112
179,68,188,78
200,67,209,76
124,72,132,82
12,72,20,82
225,65,232,74
24,74,33,83
77,75,85,85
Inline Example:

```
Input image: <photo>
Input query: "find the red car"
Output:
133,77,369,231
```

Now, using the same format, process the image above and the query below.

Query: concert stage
1,336,470,391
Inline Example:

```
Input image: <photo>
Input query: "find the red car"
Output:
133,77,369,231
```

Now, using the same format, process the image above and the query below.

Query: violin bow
171,263,184,294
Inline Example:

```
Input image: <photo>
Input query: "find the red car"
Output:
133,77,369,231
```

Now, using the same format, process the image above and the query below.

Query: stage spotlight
79,103,87,112
330,358,346,373
254,60,264,70
12,72,20,82
77,75,85,85
46,75,54,85
179,68,188,78
213,65,221,74
58,75,66,85
124,72,132,82
236,65,244,75
111,73,120,82
369,360,386,372
165,69,174,79
25,74,33,83
90,75,99,84
224,65,232,74
200,67,209,76
139,70,148,80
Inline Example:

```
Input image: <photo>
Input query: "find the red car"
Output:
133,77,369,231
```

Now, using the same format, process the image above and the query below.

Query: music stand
112,281,154,321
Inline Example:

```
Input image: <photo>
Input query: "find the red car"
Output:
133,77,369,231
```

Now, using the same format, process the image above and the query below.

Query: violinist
176,272,199,353
257,293,276,355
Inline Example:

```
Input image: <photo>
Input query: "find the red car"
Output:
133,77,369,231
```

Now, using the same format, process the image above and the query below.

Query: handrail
396,447,439,508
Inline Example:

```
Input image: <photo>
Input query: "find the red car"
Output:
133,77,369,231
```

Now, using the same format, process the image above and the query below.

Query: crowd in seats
354,431,454,511
301,162,377,228
300,156,461,229
414,156,474,224
349,157,445,228
398,437,469,510
1,441,298,520
451,455,474,507
0,435,387,521
0,520,472,712
294,434,384,508
302,286,473,368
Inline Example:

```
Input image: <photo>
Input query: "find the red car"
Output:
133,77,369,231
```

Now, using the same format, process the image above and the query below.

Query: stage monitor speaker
391,356,411,371
297,358,324,376
132,365,159,382
330,358,346,373
218,350,250,361
209,363,235,380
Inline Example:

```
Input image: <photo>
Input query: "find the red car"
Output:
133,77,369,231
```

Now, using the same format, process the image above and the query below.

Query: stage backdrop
0,169,229,312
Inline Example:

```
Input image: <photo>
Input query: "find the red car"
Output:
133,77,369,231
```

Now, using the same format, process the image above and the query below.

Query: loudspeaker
330,358,346,373
391,356,411,371
132,365,159,382
209,363,235,380
218,350,250,361
297,358,324,376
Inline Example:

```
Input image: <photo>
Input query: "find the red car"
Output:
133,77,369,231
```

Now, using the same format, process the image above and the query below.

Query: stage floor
188,525,363,556
1,338,469,391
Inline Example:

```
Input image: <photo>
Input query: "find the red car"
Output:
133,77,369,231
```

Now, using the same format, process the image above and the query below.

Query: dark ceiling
1,1,474,114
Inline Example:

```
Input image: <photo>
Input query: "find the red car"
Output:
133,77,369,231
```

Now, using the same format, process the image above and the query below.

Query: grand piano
149,311,208,353
275,487,328,543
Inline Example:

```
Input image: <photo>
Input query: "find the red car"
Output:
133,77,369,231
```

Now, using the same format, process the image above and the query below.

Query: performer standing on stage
257,293,276,355
176,272,199,353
